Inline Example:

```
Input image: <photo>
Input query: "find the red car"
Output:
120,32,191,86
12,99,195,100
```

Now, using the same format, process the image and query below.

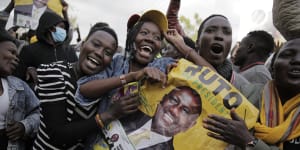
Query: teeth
292,70,300,73
88,57,99,65
141,46,153,53
163,113,174,124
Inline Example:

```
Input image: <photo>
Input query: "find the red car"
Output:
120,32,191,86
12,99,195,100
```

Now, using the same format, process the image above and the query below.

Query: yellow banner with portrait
94,59,259,150
14,0,63,29
15,0,63,16
138,59,259,150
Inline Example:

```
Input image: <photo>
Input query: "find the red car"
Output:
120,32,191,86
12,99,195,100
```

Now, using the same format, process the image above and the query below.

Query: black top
33,61,99,149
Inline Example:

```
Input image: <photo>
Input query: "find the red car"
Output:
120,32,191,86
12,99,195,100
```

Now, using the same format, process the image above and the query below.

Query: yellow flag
139,59,259,150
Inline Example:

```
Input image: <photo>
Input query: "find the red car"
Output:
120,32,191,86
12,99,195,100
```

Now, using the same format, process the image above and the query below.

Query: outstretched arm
167,0,185,36
80,67,167,99
164,29,215,71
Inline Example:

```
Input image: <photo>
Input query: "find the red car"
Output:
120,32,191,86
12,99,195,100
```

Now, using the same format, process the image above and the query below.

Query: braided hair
124,21,144,60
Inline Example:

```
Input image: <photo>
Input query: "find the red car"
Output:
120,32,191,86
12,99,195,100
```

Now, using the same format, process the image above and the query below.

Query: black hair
162,86,202,114
247,30,275,57
196,14,228,41
86,26,118,49
183,36,196,49
125,21,144,60
90,22,109,31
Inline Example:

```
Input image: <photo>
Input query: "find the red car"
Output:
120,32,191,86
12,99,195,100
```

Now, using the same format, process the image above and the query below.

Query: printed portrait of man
14,0,50,29
123,86,202,150
152,86,202,137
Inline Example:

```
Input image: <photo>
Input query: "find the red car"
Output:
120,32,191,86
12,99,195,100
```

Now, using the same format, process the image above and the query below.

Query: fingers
207,114,229,125
6,122,24,141
26,67,37,82
119,94,140,108
230,108,243,121
167,63,178,74
143,67,167,88
26,72,30,81
207,132,226,142
203,117,227,135
117,94,140,114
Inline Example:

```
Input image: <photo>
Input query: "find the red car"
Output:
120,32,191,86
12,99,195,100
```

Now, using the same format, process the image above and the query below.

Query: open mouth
162,113,174,125
138,45,153,58
87,56,100,66
210,43,224,54
289,68,300,77
140,45,153,53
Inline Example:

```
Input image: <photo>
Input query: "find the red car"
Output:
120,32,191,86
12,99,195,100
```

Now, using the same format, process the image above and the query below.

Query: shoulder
148,57,175,72
232,71,250,86
38,61,70,72
6,76,28,89
37,61,72,83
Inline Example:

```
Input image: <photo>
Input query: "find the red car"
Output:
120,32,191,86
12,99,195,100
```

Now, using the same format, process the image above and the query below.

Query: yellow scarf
254,81,300,148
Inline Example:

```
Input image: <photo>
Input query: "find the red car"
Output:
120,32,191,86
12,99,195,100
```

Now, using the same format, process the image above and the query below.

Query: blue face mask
51,26,67,42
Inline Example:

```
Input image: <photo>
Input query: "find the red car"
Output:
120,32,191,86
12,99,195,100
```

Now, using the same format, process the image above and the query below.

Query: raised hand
164,29,185,51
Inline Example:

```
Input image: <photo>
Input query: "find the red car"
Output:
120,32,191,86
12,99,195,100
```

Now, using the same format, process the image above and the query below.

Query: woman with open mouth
194,14,258,103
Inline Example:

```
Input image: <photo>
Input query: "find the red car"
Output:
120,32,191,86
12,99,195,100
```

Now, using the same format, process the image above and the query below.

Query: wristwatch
246,138,258,147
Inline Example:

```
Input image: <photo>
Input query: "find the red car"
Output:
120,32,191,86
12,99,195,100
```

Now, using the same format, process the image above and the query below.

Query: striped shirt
33,61,99,150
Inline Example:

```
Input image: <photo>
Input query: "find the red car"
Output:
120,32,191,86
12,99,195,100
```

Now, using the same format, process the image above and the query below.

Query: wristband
246,138,258,148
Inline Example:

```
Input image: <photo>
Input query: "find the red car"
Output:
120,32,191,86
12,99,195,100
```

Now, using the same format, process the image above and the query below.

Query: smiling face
152,87,201,137
79,30,117,75
196,16,232,67
0,41,19,77
133,22,163,65
273,39,300,93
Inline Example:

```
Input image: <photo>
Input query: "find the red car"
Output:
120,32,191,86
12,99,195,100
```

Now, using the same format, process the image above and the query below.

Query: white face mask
51,26,67,43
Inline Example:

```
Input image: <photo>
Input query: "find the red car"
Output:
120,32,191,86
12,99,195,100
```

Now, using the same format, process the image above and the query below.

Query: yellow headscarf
254,81,300,149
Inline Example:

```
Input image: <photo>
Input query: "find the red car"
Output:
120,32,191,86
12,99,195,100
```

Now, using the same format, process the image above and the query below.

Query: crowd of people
0,0,299,150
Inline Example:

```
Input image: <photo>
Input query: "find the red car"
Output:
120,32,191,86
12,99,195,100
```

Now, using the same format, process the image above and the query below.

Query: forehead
89,30,114,41
89,30,116,48
203,16,231,29
279,39,300,53
0,41,17,52
140,22,161,33
56,22,65,28
0,41,16,47
171,89,200,106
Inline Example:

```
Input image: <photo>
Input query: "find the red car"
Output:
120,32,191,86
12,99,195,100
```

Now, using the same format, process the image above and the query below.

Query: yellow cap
139,10,168,33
